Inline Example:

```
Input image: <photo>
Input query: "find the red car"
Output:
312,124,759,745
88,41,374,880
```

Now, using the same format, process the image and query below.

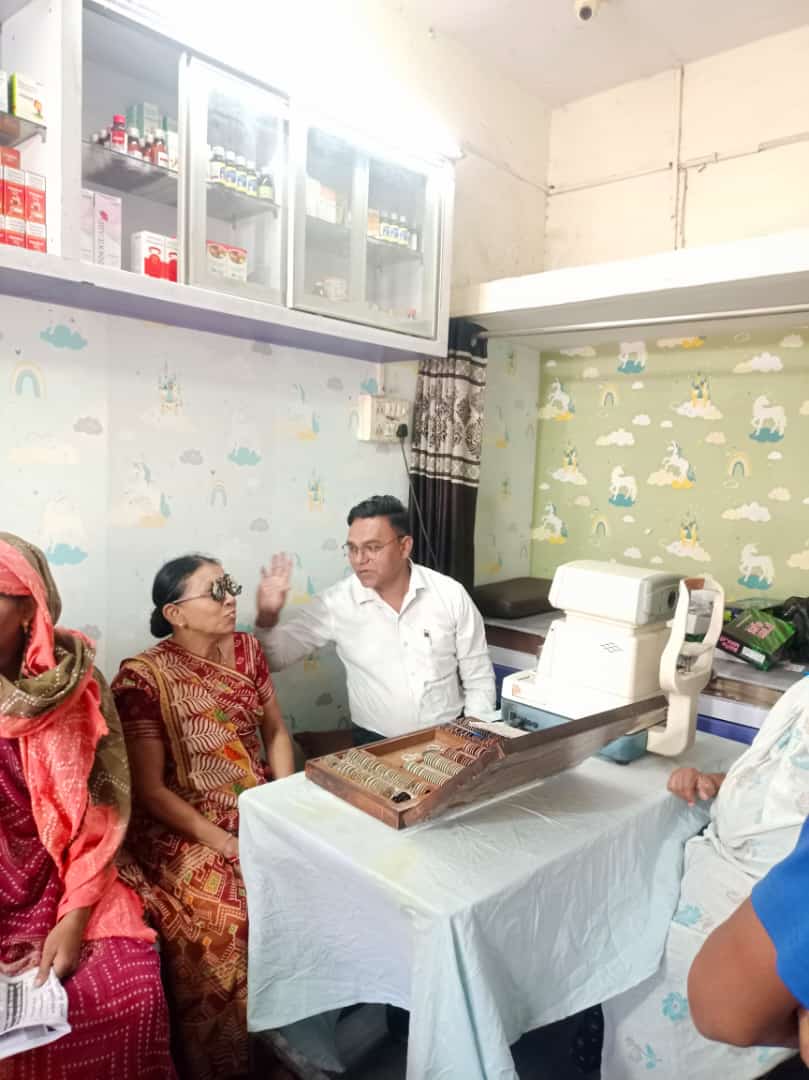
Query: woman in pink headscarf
0,532,175,1079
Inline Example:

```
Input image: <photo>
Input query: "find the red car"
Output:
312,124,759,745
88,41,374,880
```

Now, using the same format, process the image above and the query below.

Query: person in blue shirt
688,815,809,1066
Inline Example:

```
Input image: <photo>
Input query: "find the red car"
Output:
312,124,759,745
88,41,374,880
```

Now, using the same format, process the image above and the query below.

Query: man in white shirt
254,494,496,743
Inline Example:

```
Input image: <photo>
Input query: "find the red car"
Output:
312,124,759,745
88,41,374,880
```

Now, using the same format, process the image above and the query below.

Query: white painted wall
288,0,552,289
545,26,809,269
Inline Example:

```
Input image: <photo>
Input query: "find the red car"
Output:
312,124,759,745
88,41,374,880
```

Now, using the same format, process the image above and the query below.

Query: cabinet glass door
81,4,184,278
291,121,444,339
291,126,363,322
365,153,441,338
186,59,287,304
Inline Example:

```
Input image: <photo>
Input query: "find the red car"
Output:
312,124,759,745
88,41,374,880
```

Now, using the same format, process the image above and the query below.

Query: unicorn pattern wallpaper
531,330,809,597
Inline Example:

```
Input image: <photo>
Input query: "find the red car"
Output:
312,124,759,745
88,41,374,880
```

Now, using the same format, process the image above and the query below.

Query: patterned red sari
112,633,273,1080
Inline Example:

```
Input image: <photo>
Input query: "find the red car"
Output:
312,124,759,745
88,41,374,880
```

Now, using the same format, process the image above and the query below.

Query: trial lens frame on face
174,574,243,605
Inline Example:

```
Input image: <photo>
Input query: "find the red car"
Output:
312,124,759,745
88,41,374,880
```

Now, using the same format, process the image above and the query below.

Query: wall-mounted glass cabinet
291,116,446,340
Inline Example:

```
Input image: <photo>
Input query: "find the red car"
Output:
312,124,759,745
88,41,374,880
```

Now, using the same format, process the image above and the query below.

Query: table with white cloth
240,733,742,1080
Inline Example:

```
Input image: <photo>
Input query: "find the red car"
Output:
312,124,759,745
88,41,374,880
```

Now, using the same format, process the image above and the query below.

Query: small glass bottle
152,129,169,168
257,165,274,202
127,127,142,158
409,224,420,253
142,133,154,163
245,159,257,197
98,127,110,148
235,154,247,193
398,214,409,246
110,114,127,153
380,210,390,242
209,145,225,184
224,150,237,189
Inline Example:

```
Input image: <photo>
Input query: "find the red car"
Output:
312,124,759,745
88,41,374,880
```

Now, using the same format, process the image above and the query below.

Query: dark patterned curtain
408,318,488,589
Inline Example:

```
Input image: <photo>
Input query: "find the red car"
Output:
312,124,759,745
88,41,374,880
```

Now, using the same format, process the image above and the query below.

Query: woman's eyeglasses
173,574,243,605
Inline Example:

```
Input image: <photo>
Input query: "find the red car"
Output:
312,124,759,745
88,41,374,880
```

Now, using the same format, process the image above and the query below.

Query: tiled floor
343,1011,599,1080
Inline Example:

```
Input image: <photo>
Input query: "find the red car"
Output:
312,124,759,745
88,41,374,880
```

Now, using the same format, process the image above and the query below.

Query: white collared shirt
256,563,496,738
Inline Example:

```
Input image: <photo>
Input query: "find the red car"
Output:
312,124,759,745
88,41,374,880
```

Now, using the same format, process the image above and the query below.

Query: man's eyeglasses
173,574,243,605
342,538,401,561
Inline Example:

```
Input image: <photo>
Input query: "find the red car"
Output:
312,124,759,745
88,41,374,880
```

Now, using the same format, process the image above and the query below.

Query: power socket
356,394,411,442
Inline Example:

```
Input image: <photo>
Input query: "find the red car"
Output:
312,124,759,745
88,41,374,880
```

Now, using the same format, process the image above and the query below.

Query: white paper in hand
0,968,71,1060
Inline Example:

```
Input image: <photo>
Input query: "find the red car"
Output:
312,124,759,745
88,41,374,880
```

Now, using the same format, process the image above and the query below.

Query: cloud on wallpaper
544,360,557,368
800,401,809,415
788,548,809,571
73,416,103,435
624,547,642,560
9,438,79,465
327,376,344,391
768,451,783,461
675,398,722,421
180,449,203,465
660,420,673,429
769,487,791,502
733,352,783,375
780,334,804,348
559,346,595,358
651,556,663,565
666,539,712,562
596,428,634,447
229,446,262,466
47,543,88,565
722,502,771,523
551,465,588,486
623,514,635,523
574,495,591,507
632,381,644,390
250,518,270,532
40,323,87,350
705,431,726,445
633,414,651,426
41,498,87,565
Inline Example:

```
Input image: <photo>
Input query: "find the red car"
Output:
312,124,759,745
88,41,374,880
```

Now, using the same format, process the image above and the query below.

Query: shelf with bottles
206,182,280,224
367,235,422,264
0,109,46,148
81,140,178,205
206,147,281,223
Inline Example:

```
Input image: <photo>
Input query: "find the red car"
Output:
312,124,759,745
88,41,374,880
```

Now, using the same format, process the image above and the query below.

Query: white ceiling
397,0,809,106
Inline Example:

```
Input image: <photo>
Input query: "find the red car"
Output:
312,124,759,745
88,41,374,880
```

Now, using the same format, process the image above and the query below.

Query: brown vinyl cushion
472,577,555,620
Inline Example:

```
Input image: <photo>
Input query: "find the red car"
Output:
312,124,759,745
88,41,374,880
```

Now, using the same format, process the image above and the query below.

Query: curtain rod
471,302,809,344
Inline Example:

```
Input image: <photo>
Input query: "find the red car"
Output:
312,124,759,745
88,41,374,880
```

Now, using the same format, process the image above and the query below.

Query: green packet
718,608,796,670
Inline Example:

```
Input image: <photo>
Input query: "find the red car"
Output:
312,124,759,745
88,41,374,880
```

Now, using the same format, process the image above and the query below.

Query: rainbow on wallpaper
210,480,228,508
12,363,45,398
591,514,610,539
726,452,752,481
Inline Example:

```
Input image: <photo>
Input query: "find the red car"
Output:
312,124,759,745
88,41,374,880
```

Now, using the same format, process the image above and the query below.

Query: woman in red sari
0,532,174,1080
112,555,300,1080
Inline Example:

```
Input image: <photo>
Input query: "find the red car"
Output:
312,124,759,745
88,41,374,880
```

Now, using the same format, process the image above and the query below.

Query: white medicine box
356,394,411,442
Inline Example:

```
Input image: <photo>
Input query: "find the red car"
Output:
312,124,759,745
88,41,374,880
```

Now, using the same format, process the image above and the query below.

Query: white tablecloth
240,733,741,1080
